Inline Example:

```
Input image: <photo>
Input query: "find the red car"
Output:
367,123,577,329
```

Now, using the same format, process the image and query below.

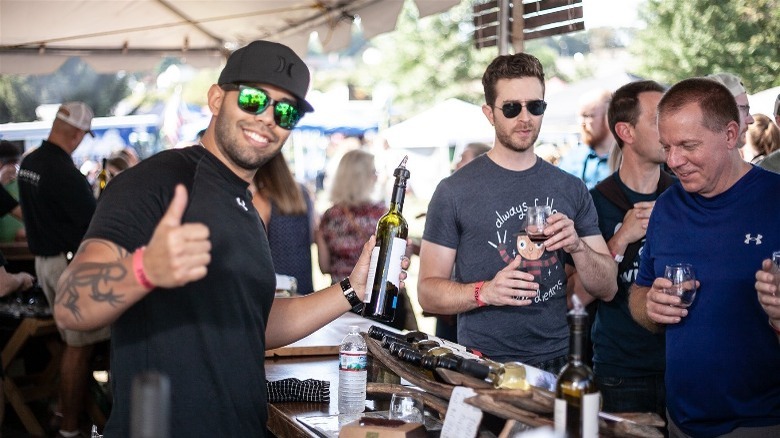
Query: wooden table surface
264,313,400,437
265,355,339,438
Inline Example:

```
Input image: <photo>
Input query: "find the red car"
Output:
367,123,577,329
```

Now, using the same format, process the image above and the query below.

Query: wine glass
388,392,424,423
664,263,697,307
525,205,551,242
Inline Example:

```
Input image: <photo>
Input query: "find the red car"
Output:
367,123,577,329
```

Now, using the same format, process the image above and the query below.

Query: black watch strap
340,278,363,312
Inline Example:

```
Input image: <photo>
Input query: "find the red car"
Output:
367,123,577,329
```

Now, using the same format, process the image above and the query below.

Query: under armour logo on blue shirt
744,234,763,245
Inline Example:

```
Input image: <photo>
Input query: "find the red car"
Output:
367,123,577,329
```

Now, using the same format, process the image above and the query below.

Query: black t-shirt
18,141,96,255
86,146,276,437
0,185,18,217
589,171,666,377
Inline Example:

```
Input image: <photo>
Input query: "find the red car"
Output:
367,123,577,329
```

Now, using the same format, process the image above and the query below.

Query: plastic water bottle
338,325,367,415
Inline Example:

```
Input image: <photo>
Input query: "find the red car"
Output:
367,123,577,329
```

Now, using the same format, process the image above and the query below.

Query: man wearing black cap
53,41,397,436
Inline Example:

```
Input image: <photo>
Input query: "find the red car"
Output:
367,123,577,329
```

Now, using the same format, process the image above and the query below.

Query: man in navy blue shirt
630,78,780,437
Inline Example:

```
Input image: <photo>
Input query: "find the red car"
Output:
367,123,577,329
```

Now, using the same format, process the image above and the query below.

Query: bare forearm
628,284,663,333
418,277,478,314
54,240,150,331
265,282,351,349
570,240,617,301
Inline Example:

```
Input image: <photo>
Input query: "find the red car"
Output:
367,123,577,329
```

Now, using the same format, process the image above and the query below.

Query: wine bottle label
339,351,367,371
363,237,407,303
582,392,600,437
554,392,600,438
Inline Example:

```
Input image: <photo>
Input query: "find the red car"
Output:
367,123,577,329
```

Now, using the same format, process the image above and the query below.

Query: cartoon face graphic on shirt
515,233,544,261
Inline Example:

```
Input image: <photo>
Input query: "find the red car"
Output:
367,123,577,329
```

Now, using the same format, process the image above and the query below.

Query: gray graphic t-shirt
424,155,600,364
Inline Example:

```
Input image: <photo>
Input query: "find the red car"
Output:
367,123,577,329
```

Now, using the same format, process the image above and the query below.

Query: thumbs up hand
143,184,211,288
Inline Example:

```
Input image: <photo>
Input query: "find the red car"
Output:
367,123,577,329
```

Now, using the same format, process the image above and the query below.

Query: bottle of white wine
362,157,410,322
555,296,600,438
96,157,109,197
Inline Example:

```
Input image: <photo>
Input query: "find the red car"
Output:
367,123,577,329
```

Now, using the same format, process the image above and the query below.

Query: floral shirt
319,202,385,280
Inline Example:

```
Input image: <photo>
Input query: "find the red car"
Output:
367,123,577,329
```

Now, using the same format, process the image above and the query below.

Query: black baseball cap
218,40,314,113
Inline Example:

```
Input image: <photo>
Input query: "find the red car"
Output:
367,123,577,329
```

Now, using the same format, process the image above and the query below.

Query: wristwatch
340,278,363,312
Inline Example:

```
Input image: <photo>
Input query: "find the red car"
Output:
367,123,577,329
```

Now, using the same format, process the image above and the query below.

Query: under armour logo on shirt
744,234,763,245
236,197,248,212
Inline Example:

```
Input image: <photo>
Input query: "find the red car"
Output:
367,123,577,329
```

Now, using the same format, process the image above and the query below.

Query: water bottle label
339,352,367,371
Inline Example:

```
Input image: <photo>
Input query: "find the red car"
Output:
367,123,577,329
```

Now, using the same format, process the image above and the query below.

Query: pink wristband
474,281,487,307
133,246,155,291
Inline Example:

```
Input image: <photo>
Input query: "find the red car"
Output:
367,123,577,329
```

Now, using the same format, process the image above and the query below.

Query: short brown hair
482,53,545,107
747,114,780,157
658,77,739,134
608,80,666,148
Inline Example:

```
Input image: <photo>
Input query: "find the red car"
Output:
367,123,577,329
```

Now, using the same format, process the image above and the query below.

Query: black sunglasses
222,84,302,130
495,100,547,118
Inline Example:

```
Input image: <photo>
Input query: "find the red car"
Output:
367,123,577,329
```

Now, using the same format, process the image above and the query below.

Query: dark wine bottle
367,325,482,359
362,157,410,322
555,296,600,437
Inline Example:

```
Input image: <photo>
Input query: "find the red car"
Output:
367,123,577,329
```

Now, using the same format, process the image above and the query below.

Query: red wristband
770,319,780,335
133,246,155,291
474,281,486,307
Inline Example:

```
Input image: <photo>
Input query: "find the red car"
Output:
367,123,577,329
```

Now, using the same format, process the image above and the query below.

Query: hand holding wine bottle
363,157,410,322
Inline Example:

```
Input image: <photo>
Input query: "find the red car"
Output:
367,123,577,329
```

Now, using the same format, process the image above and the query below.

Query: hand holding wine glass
663,263,697,307
755,252,780,322
525,205,551,242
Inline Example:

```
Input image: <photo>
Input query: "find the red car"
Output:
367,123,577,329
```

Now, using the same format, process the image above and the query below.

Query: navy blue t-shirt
590,171,667,378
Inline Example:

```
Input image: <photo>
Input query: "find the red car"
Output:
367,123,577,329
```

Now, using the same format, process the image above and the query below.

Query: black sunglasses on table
221,84,302,130
494,100,548,118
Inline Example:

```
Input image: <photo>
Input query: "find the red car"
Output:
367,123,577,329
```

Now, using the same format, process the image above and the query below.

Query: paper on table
440,386,482,438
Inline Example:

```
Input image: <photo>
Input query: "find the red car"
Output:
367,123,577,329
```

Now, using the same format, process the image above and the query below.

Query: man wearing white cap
706,72,755,148
18,101,109,437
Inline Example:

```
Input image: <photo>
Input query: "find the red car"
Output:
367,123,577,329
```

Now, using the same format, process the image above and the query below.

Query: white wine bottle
362,157,410,322
96,157,109,197
555,296,600,437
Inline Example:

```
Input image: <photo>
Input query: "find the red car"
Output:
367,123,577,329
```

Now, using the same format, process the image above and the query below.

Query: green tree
0,57,130,123
633,0,780,91
317,0,567,118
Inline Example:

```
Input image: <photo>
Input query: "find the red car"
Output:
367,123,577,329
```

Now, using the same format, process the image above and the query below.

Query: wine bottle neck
568,320,586,363
390,181,406,213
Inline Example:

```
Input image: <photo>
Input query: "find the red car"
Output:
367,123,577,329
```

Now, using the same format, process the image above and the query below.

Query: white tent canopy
749,86,780,118
0,0,459,74
380,98,494,200
382,98,494,149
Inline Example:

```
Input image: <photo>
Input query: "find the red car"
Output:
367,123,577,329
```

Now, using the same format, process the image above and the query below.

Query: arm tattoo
57,240,130,321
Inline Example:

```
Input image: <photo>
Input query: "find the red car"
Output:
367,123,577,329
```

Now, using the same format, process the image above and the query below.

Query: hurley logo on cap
217,40,314,113
56,101,95,136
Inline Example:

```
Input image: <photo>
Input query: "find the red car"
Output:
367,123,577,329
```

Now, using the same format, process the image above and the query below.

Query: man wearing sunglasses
52,40,405,437
418,52,616,374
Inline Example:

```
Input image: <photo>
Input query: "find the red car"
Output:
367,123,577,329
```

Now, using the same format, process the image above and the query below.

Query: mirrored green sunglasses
223,84,302,130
